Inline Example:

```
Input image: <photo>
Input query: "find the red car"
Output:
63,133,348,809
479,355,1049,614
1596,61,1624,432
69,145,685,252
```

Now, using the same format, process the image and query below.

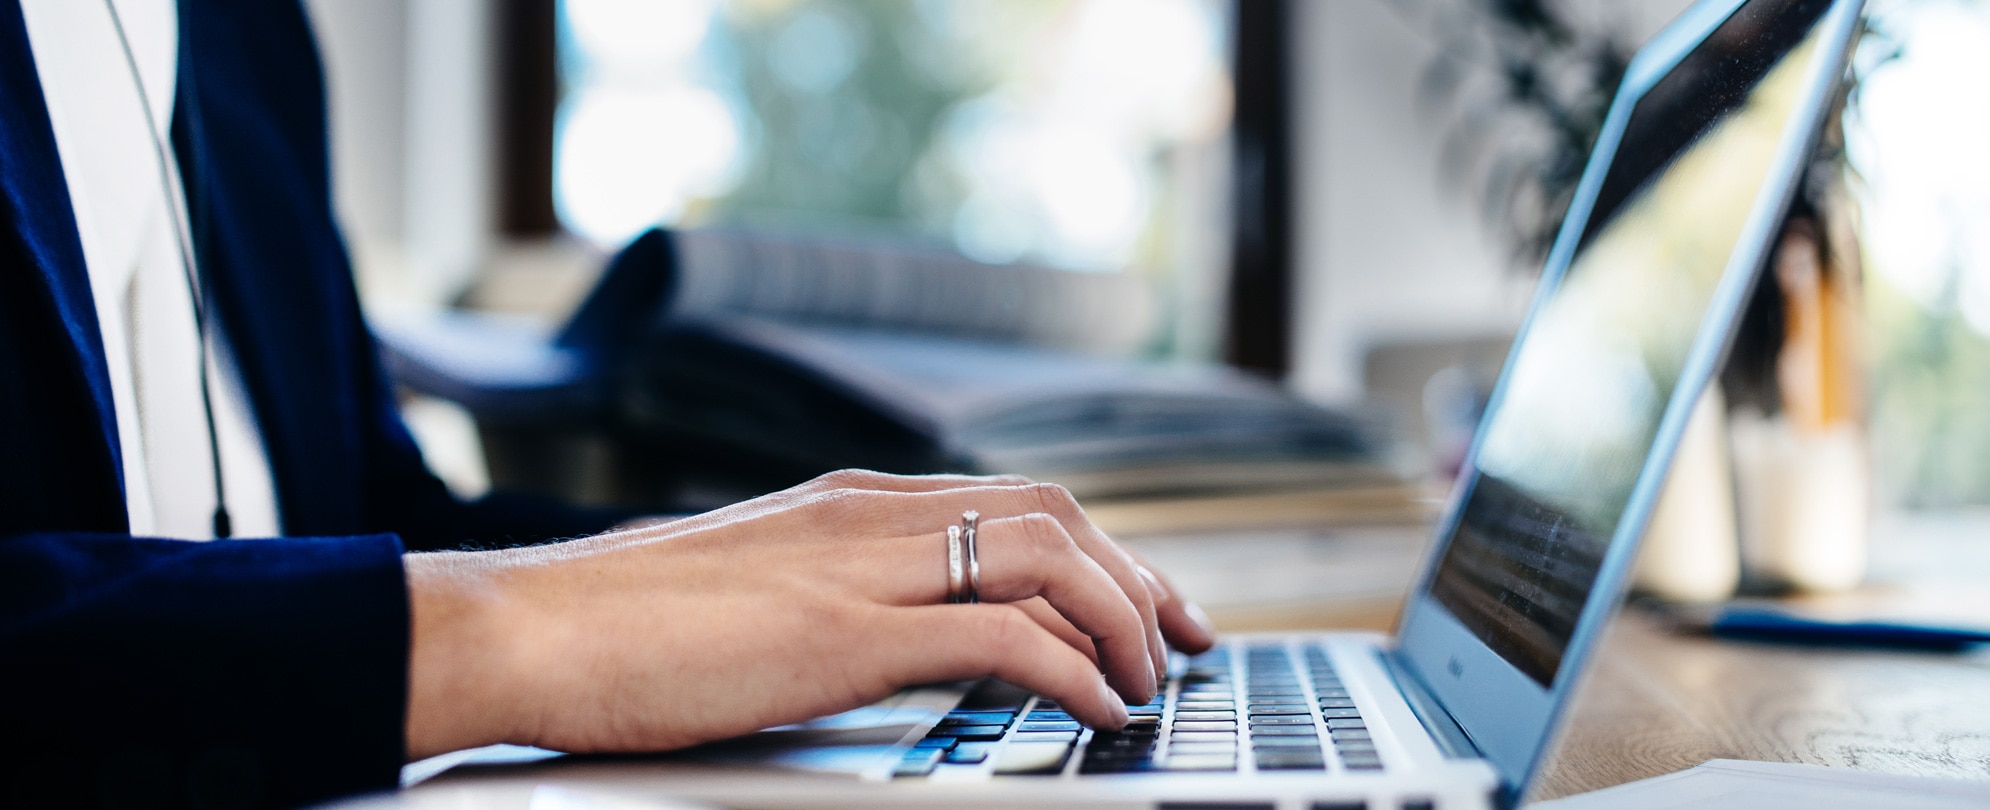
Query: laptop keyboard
896,641,1386,778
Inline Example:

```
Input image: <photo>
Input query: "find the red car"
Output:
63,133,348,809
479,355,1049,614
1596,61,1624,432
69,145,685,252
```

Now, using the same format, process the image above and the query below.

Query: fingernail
1097,679,1130,728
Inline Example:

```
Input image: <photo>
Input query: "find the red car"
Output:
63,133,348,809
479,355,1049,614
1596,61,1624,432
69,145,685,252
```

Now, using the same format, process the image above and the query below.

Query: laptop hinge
1377,648,1481,761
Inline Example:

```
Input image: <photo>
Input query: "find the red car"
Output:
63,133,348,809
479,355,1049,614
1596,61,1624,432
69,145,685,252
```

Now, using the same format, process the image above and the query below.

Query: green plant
1406,0,1637,267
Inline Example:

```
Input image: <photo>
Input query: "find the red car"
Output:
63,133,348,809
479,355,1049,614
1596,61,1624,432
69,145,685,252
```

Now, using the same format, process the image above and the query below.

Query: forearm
404,550,540,760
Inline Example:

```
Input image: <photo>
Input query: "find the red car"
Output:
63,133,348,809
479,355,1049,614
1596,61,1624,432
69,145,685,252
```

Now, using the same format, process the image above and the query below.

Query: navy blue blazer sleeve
0,0,626,807
0,533,410,808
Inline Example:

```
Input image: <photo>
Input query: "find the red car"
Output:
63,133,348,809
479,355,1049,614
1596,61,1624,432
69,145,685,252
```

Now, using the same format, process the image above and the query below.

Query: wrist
403,550,535,760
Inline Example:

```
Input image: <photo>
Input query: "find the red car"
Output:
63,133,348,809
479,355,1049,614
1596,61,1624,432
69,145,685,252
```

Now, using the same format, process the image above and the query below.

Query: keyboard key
945,742,993,764
1251,735,1321,748
1319,708,1362,719
1087,752,1157,767
1167,742,1237,756
1176,711,1236,722
1169,731,1238,744
1318,698,1357,709
1329,729,1372,742
1251,725,1322,736
1255,751,1326,770
1325,718,1366,730
1247,703,1309,714
1163,754,1238,771
1079,758,1158,774
1176,701,1236,711
1086,750,1157,766
1026,711,1073,722
1249,715,1314,726
1171,721,1237,732
1333,741,1377,754
894,748,944,777
1317,688,1351,699
914,737,956,750
1020,721,1081,733
957,681,1032,712
994,741,1075,775
1340,754,1384,770
941,711,1014,727
1126,706,1165,717
944,724,1008,741
1013,731,1079,743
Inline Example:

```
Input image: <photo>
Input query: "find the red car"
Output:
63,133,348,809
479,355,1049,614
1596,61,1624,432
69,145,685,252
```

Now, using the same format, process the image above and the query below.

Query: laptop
413,0,1862,807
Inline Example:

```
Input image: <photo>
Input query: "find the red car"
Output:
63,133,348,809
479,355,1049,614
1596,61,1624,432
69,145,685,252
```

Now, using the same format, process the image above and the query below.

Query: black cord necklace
100,0,232,538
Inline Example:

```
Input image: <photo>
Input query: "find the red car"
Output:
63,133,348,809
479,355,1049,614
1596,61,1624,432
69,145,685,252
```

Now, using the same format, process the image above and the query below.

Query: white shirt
21,0,281,539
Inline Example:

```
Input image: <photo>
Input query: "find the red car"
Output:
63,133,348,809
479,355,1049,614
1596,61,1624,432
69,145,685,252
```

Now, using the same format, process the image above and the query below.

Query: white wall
1288,0,1691,403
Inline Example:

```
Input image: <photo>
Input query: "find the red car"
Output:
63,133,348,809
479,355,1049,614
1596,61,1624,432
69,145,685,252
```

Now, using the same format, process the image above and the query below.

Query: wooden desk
1531,610,1990,801
1137,508,1990,803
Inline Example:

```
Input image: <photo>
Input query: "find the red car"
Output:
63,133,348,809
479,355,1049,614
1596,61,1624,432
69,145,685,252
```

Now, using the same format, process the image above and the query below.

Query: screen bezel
1387,0,1866,800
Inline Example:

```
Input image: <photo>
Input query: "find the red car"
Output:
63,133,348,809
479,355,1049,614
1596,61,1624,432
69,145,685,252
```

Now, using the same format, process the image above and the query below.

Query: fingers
637,471,1038,539
861,484,1167,684
1013,597,1099,665
892,604,1130,731
1132,558,1218,655
961,515,1156,702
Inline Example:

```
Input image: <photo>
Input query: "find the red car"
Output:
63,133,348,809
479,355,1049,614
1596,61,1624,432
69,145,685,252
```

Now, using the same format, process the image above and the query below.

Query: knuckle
1030,482,1079,515
1016,513,1073,559
814,468,884,490
979,606,1032,657
805,487,883,527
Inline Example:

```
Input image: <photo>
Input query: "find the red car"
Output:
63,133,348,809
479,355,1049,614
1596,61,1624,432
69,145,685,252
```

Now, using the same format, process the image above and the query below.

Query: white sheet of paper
1531,759,1990,810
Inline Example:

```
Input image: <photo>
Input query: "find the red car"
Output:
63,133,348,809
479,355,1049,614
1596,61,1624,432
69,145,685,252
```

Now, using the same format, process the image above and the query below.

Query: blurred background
300,0,1990,516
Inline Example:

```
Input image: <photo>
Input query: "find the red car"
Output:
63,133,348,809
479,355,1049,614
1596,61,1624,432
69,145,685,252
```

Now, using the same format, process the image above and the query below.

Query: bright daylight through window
552,0,1233,284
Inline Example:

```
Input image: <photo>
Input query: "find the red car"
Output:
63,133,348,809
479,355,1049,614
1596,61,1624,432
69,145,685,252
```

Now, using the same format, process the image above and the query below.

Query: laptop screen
1423,0,1836,687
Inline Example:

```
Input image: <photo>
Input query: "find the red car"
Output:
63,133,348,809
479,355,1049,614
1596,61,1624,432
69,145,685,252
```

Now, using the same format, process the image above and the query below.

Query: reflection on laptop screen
1427,0,1834,687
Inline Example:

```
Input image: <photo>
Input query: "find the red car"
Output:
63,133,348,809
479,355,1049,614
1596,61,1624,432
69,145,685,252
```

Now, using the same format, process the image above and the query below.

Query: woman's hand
402,470,1217,761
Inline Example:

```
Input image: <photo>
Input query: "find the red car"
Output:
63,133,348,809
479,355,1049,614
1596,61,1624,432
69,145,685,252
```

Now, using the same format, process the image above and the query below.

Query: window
552,0,1233,281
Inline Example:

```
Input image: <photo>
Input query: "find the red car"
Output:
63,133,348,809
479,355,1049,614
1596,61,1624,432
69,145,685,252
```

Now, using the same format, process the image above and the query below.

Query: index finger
1129,553,1217,655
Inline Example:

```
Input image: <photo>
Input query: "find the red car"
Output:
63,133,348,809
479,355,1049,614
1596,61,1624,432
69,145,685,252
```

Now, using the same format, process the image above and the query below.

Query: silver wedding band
946,510,981,604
